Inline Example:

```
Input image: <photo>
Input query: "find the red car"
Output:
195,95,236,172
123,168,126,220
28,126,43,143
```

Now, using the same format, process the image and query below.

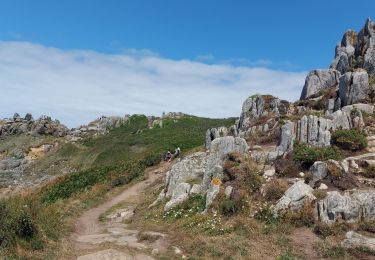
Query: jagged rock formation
331,18,375,76
317,190,375,224
154,136,248,212
0,113,68,138
338,69,370,106
300,69,340,100
67,115,130,141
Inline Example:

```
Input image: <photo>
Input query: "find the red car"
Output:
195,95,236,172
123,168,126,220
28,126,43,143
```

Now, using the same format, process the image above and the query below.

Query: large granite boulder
309,161,328,187
273,181,316,214
317,190,375,224
339,69,369,106
300,69,340,100
295,115,331,147
275,120,294,153
164,152,207,198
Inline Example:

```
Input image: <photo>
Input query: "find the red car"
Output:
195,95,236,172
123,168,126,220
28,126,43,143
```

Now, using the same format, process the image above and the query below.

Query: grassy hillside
0,114,235,258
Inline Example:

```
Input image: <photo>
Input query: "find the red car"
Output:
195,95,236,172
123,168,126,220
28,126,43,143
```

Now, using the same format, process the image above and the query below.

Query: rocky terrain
4,18,375,260
148,18,375,257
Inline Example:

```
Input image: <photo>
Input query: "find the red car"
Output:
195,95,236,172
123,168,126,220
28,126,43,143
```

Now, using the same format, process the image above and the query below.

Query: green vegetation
1,114,235,257
331,129,367,151
263,179,288,201
0,196,62,257
293,142,340,167
362,165,375,178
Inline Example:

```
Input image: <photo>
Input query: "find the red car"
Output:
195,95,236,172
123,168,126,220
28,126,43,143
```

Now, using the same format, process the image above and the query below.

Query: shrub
284,202,314,227
362,165,375,178
264,179,288,201
313,222,350,238
358,220,375,233
293,143,340,167
312,190,327,200
141,152,162,167
17,213,37,239
331,129,367,151
219,199,239,216
274,158,301,177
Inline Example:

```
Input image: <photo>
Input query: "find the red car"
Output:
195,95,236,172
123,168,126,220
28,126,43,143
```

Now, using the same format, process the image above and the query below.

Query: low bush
263,179,288,201
219,199,239,216
331,129,367,151
283,202,314,227
313,222,350,238
293,143,340,167
274,157,301,177
362,165,375,178
358,220,375,233
312,190,327,200
141,152,162,167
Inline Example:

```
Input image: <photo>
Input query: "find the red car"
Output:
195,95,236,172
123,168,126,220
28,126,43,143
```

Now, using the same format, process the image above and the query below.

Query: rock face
67,115,129,141
0,114,68,138
295,116,331,147
273,181,316,214
300,69,340,100
317,190,375,224
158,136,248,211
237,95,289,132
164,152,207,198
309,161,328,187
205,125,238,149
338,69,369,106
331,18,375,77
276,121,294,154
342,231,375,251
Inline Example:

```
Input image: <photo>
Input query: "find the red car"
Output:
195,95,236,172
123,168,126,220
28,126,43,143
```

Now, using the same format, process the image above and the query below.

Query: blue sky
0,1,374,126
1,0,373,70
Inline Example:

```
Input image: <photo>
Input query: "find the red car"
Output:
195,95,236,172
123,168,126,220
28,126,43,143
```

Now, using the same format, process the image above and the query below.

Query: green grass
1,114,235,257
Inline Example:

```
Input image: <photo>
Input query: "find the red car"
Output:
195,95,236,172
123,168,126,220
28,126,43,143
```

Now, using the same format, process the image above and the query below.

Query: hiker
174,147,181,158
165,151,172,162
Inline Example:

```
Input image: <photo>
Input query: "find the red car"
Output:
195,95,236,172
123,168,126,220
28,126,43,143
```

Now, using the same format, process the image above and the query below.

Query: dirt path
68,162,172,260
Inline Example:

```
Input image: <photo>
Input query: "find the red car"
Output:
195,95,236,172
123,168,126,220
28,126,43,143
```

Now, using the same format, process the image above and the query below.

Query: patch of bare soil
290,227,322,260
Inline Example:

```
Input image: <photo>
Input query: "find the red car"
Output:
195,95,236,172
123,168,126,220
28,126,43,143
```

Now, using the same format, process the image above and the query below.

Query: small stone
224,186,233,198
299,172,305,177
318,183,328,190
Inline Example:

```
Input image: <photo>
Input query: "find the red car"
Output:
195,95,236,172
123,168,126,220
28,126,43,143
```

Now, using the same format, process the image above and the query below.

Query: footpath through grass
0,114,235,258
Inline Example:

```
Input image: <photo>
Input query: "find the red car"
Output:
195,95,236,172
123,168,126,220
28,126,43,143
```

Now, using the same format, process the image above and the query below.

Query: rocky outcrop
205,126,238,149
317,190,375,224
67,115,129,141
300,70,340,100
237,95,289,132
0,114,68,138
273,181,316,214
338,69,369,106
342,231,375,251
331,18,375,77
309,161,328,187
164,152,207,198
157,136,248,211
295,115,331,147
275,121,294,154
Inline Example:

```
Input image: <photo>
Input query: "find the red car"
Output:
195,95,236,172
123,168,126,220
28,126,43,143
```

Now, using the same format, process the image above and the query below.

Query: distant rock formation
0,113,68,138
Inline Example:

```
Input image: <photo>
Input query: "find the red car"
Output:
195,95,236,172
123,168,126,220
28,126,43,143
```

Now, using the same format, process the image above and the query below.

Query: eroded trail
67,162,172,260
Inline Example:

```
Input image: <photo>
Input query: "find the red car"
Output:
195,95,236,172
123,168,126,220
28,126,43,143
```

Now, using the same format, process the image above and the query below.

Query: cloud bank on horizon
0,41,306,128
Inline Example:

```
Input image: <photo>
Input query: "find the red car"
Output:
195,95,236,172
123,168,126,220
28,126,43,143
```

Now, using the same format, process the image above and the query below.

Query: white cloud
0,41,306,128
